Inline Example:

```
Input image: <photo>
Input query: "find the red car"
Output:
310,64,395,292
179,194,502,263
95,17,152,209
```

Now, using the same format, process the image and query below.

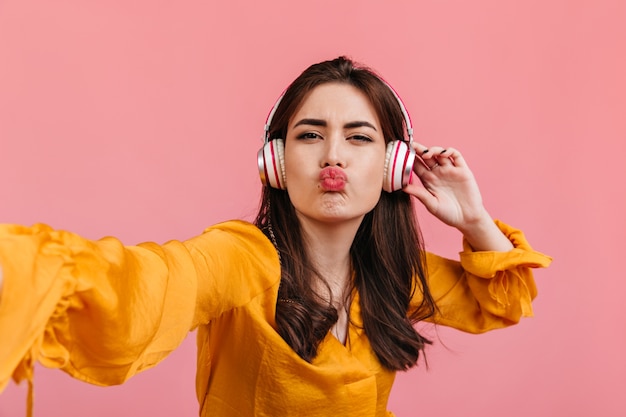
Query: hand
403,143,513,251
403,143,489,229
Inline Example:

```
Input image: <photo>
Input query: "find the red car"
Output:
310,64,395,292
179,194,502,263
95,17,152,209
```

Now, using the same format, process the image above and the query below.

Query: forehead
290,83,380,124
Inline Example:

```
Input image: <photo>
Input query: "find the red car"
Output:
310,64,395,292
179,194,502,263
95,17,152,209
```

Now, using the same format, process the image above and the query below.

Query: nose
321,134,345,167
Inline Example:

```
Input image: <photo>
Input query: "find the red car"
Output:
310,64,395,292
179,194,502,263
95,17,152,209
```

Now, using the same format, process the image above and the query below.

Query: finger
420,146,453,170
428,147,467,169
438,147,468,168
409,142,434,174
411,142,429,154
429,147,454,167
413,144,441,169
403,181,437,210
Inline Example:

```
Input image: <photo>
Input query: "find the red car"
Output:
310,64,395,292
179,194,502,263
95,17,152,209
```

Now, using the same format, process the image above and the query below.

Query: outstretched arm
403,143,514,252
0,221,278,394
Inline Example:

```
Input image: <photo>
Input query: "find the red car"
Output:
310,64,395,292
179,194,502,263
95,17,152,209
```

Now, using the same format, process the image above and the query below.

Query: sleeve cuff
459,220,552,279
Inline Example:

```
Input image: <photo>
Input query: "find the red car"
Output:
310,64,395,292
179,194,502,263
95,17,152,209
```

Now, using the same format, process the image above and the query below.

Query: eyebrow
293,118,378,131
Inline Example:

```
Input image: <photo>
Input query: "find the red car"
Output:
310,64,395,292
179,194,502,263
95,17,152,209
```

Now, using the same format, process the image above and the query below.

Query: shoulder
191,219,281,291
200,220,275,257
203,219,267,237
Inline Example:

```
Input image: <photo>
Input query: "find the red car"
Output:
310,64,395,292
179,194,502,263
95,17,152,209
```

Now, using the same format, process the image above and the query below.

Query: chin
295,208,362,226
314,209,368,225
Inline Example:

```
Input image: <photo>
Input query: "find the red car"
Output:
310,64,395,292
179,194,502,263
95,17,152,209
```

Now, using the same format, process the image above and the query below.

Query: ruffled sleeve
0,220,279,393
421,220,552,333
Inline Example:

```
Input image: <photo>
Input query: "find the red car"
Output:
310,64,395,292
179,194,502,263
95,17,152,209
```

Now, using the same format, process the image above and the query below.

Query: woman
0,56,551,416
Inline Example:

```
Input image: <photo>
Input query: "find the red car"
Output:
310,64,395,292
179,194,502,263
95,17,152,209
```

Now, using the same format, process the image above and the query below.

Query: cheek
283,147,317,198
282,144,299,176
363,153,387,187
353,158,385,210
283,151,306,183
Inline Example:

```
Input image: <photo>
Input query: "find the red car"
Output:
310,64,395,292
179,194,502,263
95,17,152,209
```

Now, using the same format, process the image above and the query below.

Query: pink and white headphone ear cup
383,140,416,192
258,139,287,190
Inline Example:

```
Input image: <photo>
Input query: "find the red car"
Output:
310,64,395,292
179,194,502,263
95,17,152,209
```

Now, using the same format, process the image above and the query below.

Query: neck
297,215,363,303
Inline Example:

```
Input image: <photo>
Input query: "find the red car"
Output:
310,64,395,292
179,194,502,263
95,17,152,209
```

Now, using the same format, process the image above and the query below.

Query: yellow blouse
0,220,551,416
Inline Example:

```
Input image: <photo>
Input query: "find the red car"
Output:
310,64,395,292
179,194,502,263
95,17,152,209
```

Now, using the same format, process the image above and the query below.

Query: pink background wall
1,0,624,416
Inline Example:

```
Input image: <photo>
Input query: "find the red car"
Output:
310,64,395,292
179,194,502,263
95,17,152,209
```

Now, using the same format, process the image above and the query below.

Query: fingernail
440,149,447,154
422,149,429,154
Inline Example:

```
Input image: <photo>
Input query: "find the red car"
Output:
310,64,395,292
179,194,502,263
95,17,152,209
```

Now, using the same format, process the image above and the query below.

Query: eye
297,132,322,140
348,134,373,142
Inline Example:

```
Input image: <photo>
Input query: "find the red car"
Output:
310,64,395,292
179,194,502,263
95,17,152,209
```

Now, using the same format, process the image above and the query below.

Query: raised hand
403,143,514,252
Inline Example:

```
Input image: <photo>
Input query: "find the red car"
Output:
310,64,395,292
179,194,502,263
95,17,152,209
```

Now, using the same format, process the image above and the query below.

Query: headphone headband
379,79,414,143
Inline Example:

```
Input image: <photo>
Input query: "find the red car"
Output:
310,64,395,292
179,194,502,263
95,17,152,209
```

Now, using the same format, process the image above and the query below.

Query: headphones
257,79,416,193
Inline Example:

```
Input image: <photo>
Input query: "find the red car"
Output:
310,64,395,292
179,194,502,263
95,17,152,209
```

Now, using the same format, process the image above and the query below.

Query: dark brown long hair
254,56,436,371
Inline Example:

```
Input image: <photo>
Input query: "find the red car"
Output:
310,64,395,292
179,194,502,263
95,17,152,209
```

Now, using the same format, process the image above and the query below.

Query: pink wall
1,0,624,416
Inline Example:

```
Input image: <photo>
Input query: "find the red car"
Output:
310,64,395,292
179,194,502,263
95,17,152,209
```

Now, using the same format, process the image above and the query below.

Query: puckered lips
319,167,347,192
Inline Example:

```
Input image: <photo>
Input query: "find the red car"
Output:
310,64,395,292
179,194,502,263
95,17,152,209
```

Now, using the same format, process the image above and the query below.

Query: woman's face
283,82,387,227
